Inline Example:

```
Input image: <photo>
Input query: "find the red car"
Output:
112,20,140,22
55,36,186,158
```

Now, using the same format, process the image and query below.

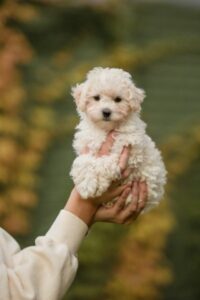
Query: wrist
64,188,98,227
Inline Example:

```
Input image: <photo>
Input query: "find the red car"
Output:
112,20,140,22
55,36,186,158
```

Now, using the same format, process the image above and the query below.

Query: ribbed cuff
46,210,88,254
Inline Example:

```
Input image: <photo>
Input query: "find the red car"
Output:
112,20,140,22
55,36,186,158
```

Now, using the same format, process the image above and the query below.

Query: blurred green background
0,0,200,299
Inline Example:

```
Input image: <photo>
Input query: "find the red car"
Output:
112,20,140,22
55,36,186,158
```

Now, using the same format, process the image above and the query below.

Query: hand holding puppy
93,132,148,224
66,132,147,226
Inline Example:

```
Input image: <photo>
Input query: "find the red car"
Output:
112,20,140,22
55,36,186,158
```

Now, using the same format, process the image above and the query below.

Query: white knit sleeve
0,210,88,300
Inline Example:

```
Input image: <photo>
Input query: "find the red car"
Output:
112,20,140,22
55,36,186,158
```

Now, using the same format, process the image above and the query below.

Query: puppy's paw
94,154,121,195
70,154,98,198
95,154,121,181
70,153,122,199
76,176,98,199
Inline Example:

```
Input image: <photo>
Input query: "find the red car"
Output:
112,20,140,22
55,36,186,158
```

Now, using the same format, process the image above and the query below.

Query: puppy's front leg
93,153,121,196
70,153,121,199
70,154,99,199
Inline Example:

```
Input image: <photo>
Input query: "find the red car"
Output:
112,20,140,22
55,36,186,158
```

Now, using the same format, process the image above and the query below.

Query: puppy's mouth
103,117,111,122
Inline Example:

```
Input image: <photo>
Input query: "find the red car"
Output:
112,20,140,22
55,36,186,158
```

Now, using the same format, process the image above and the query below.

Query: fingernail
112,131,118,138
123,169,131,178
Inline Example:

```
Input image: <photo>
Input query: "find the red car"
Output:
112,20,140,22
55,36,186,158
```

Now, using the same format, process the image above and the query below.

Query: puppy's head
71,67,145,130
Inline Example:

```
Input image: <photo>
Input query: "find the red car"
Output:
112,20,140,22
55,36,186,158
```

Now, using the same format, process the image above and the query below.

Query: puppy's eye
114,96,122,103
94,95,100,101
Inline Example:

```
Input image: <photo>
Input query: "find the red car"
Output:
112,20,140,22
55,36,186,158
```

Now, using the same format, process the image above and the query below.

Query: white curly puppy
70,67,167,212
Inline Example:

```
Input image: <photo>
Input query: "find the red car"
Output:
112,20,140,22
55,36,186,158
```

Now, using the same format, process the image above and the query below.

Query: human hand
65,131,131,226
94,180,148,224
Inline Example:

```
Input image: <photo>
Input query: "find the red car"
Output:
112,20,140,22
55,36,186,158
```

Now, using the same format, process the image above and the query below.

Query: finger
117,181,138,220
119,146,131,172
113,187,131,211
124,213,140,225
109,179,122,190
109,169,131,191
137,181,148,212
121,168,132,179
131,181,139,206
109,183,132,199
108,173,126,189
110,180,119,189
123,181,148,222
120,183,139,221
97,131,115,157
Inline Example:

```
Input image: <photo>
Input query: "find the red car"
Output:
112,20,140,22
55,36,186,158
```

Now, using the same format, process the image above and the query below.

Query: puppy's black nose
102,108,111,119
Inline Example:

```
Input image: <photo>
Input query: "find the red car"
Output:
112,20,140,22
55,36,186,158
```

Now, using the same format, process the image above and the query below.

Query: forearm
64,188,98,227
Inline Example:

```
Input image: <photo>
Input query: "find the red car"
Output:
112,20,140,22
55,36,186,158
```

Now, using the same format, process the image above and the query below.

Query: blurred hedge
0,1,200,300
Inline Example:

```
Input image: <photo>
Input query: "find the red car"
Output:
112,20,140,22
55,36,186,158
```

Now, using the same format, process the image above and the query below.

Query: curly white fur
70,67,167,213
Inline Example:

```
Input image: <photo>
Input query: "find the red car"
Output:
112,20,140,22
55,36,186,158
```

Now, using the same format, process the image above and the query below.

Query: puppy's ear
129,87,146,112
71,83,86,111
135,87,145,105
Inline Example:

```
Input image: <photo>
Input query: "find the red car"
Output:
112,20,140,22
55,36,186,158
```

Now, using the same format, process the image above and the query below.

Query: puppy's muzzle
102,108,112,120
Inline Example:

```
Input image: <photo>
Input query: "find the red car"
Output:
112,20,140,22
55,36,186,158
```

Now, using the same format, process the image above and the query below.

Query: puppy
70,67,167,212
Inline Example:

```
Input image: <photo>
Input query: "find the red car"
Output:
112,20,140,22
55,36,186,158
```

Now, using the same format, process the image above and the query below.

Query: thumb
97,131,116,157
